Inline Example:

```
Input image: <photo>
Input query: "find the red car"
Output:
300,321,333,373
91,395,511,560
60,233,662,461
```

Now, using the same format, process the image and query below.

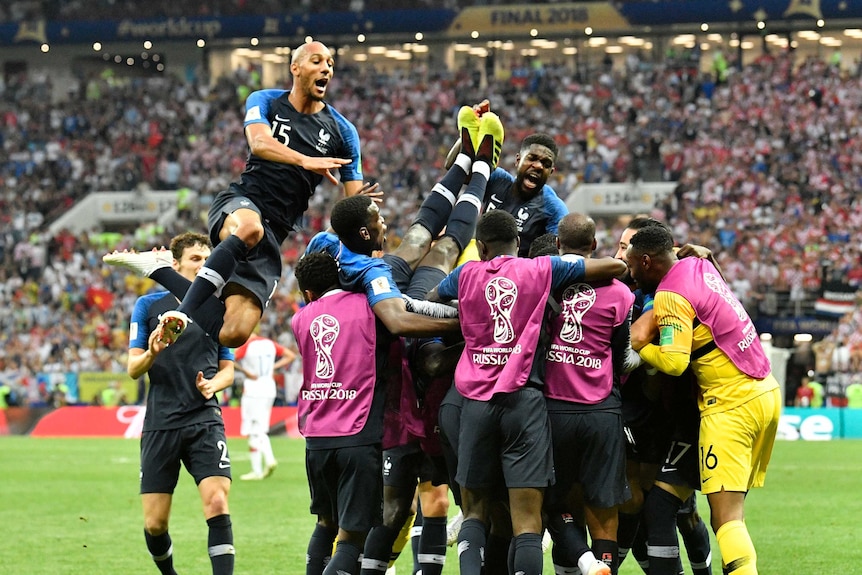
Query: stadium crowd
2,0,472,23
2,43,862,407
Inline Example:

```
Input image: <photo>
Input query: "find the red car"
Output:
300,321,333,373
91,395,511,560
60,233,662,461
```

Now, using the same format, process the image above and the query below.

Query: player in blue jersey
128,232,237,575
444,102,568,257
482,132,569,257
105,40,367,348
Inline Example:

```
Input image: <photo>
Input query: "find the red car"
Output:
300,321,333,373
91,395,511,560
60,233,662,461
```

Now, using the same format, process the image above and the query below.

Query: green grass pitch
2,436,859,574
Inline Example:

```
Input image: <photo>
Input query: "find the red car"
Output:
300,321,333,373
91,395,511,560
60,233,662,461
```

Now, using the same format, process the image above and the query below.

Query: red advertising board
29,406,300,438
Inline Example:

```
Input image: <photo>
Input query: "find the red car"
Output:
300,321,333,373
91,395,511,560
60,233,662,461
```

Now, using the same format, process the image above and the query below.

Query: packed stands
2,43,862,406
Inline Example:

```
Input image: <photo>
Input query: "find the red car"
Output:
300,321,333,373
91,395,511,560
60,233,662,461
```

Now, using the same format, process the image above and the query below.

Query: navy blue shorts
140,421,231,494
456,386,553,490
306,444,383,533
547,410,630,509
208,184,283,311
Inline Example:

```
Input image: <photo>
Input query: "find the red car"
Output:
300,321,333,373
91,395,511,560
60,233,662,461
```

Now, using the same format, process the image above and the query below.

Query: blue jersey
436,254,586,301
242,89,363,237
305,231,402,307
130,291,234,431
484,167,568,257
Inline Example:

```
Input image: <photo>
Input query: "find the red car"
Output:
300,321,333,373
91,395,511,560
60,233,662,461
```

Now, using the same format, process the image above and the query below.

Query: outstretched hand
356,180,383,204
302,156,353,185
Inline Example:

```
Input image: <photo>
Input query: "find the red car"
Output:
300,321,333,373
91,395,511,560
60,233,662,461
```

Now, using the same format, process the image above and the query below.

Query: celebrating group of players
105,40,779,575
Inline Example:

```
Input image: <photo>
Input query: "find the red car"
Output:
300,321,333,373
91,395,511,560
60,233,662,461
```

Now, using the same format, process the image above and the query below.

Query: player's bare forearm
245,123,350,183
127,330,166,379
372,297,460,337
583,257,628,282
127,348,154,380
196,360,236,399
630,309,657,351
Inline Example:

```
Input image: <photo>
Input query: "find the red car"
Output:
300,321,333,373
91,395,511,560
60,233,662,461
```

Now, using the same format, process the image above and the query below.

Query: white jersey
235,335,288,399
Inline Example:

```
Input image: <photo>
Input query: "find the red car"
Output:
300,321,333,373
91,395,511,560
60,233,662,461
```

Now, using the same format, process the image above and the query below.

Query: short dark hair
476,210,519,245
626,216,670,233
330,195,374,246
170,232,211,260
557,213,595,254
521,133,558,161
628,224,674,256
295,251,340,296
527,233,558,258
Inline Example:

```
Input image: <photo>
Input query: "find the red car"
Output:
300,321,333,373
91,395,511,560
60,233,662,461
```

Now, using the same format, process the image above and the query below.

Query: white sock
261,435,275,466
250,444,263,475
577,551,599,575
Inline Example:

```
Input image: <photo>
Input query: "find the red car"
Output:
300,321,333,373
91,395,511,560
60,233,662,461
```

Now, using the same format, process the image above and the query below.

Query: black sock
307,523,337,575
644,488,683,575
206,514,235,575
443,162,488,251
593,538,619,574
329,540,361,575
457,518,486,575
484,531,510,575
177,235,247,318
144,530,178,575
410,505,424,574
678,509,712,575
552,541,579,574
418,515,446,575
617,511,641,566
632,511,650,573
546,510,591,566
361,524,400,574
413,163,468,237
149,269,192,299
512,533,544,575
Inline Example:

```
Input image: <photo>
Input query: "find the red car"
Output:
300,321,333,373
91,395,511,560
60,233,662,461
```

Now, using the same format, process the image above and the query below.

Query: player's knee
220,323,254,348
382,490,416,528
420,490,450,516
144,516,169,535
430,236,461,265
204,491,230,517
621,484,644,514
677,509,701,534
232,219,265,248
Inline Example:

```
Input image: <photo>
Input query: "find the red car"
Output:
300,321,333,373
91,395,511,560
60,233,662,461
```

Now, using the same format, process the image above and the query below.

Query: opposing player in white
235,330,296,480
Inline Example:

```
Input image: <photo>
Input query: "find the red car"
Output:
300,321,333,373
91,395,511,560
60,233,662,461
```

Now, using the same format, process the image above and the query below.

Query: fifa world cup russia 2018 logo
560,283,596,344
309,314,339,379
485,277,518,344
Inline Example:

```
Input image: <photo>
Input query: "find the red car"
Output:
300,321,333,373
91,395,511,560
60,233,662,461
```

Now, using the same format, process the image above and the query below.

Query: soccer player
234,328,296,480
105,40,365,348
482,131,568,257
627,224,781,575
292,250,392,575
445,102,568,257
543,213,639,575
127,232,236,575
614,217,712,575
427,210,626,575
